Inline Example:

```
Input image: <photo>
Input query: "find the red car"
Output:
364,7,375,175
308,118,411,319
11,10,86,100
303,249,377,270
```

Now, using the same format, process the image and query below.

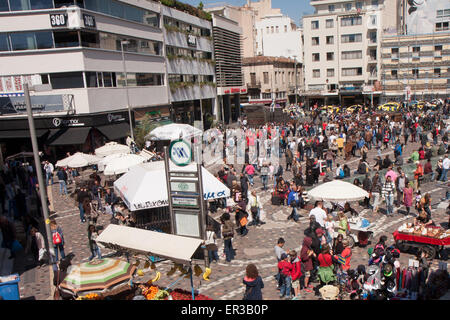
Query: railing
247,81,261,89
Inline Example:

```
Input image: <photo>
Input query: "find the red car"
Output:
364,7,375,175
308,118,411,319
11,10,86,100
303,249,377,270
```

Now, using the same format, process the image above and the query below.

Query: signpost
164,140,209,266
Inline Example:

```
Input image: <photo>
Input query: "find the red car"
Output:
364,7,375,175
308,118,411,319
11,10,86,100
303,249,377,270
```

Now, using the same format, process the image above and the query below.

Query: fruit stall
95,224,213,300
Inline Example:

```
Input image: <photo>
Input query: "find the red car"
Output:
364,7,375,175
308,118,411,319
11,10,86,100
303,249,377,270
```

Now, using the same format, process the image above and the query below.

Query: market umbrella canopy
97,153,129,172
114,161,230,211
96,224,204,265
55,152,101,168
95,142,131,158
307,180,369,202
145,123,202,141
103,154,147,176
59,258,135,296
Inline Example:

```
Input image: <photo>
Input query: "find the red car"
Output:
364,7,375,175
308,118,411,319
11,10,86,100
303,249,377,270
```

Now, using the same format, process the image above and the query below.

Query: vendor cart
393,227,450,260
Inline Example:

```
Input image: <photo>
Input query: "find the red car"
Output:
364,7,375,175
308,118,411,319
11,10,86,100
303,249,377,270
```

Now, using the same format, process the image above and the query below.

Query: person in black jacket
243,264,264,300
77,187,90,223
234,205,249,237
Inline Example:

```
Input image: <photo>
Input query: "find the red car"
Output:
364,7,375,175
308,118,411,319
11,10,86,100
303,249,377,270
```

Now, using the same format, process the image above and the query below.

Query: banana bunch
203,267,212,281
151,271,161,282
166,263,182,276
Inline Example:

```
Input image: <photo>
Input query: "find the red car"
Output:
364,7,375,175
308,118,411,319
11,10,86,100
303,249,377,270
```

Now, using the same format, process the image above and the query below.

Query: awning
49,127,91,146
96,224,204,265
0,129,48,139
97,123,131,141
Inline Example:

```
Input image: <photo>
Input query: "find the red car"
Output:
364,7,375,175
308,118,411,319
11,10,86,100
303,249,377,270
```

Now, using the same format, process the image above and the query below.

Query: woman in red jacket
317,244,338,285
289,250,302,300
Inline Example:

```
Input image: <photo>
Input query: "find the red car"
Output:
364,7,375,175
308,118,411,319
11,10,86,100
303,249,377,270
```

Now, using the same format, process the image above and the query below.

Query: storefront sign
0,95,65,115
133,199,169,210
50,13,68,27
187,34,197,47
107,113,125,123
83,14,96,28
52,117,84,128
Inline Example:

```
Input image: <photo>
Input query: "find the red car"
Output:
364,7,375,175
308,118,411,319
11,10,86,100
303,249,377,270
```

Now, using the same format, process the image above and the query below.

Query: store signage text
107,113,125,123
52,117,84,127
187,34,197,47
50,13,68,27
83,14,96,28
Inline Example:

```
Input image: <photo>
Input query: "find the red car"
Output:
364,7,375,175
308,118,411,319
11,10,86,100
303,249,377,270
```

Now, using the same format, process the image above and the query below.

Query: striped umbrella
59,258,136,297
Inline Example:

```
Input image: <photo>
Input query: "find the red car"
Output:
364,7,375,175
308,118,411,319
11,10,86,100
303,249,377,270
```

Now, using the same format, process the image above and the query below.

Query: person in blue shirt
287,185,301,222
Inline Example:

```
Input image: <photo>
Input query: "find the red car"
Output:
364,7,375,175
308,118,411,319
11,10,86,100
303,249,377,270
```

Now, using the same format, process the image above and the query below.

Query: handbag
240,216,248,227
206,244,218,251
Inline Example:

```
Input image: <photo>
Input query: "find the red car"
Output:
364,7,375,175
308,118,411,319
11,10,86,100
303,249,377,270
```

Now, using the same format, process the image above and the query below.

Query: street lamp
120,40,135,141
23,83,56,271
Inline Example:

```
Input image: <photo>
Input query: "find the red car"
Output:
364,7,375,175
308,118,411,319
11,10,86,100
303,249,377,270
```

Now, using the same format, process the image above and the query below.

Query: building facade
243,56,303,106
0,0,218,159
303,0,386,107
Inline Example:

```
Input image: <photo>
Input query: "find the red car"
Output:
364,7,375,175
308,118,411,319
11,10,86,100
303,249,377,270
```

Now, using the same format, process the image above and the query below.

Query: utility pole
196,54,204,130
24,83,55,271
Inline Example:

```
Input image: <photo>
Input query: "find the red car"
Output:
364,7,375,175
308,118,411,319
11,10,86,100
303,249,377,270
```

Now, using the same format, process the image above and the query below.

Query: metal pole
197,161,209,268
294,56,298,106
24,84,55,268
121,41,134,141
197,55,204,130
164,146,175,234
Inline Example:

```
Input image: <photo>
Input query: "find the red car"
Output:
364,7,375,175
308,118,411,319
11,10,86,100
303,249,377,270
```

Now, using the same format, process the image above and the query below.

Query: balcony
368,56,377,63
247,81,261,89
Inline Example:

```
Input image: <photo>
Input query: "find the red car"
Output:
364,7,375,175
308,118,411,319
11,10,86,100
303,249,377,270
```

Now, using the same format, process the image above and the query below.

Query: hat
415,161,420,165
315,228,325,236
280,253,288,260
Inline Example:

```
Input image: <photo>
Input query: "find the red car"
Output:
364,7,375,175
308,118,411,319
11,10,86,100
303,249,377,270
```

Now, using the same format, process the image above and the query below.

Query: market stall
95,224,212,300
393,223,450,259
95,142,130,158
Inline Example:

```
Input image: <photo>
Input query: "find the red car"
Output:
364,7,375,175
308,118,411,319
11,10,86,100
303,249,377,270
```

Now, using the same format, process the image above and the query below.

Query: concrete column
223,95,231,125
234,94,240,122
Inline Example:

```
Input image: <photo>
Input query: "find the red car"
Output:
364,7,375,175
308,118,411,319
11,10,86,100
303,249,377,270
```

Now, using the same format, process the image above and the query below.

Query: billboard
0,95,66,115
406,0,448,35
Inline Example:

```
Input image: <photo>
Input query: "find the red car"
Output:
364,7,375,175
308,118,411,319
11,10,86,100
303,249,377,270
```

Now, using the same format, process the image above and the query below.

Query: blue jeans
385,194,394,215
54,244,65,261
326,159,333,169
46,172,53,186
439,168,448,182
79,202,85,222
288,206,299,222
224,239,235,262
261,175,268,190
59,181,68,195
280,275,292,298
89,246,102,261
247,174,254,185
208,250,219,263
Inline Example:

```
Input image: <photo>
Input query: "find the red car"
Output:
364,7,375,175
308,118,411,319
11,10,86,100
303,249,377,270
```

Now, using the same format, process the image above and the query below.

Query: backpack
53,230,62,245
339,168,345,178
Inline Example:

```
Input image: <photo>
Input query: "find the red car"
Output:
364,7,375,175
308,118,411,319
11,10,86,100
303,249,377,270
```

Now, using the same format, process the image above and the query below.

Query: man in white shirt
309,201,327,228
440,154,450,182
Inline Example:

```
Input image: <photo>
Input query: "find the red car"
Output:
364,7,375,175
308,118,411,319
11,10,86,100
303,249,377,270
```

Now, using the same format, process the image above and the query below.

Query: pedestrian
309,200,327,228
247,190,264,226
56,168,68,196
403,181,414,216
324,214,335,245
274,237,286,288
50,219,65,261
337,211,348,237
440,154,449,182
278,253,293,299
382,175,396,216
300,236,315,293
370,171,383,213
290,250,302,300
220,212,235,263
26,226,47,267
242,264,264,300
235,205,249,237
260,162,269,191
205,225,219,264
317,244,337,287
44,161,54,186
77,186,89,223
332,233,345,256
87,224,102,261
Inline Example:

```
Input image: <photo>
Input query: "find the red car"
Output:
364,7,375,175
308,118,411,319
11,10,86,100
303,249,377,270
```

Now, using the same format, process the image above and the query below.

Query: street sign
170,181,197,193
169,139,192,167
172,196,199,208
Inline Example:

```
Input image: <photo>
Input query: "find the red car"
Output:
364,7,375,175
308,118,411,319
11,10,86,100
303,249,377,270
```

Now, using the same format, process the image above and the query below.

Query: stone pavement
12,137,450,300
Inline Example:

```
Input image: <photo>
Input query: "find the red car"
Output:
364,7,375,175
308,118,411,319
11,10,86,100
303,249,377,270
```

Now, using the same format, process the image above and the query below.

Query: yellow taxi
346,104,364,113
377,102,400,112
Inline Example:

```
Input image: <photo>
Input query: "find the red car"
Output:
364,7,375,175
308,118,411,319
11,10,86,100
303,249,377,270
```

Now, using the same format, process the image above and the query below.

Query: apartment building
0,0,217,157
303,0,387,107
380,0,450,101
243,56,303,106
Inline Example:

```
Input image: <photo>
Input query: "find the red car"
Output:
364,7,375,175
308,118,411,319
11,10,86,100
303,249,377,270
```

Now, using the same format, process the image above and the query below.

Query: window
341,16,362,26
262,92,271,99
326,36,334,44
327,52,334,61
271,26,274,33
86,72,99,87
50,72,84,89
312,53,320,61
0,33,9,51
371,0,378,9
53,31,79,48
328,4,335,12
435,22,449,31
341,50,362,60
342,67,363,76
434,68,441,77
412,69,419,77
435,45,443,51
391,70,398,78
312,37,319,45
368,31,377,43
341,33,362,43
412,46,420,52
10,31,53,50
9,0,53,10
391,47,399,59
313,69,320,78
274,72,277,84
356,2,363,10
276,26,279,33
327,68,335,77
311,21,319,30
436,9,450,18
345,3,352,11
0,0,9,11
370,15,377,26
326,19,334,28
284,25,287,32
263,72,269,84
266,26,269,34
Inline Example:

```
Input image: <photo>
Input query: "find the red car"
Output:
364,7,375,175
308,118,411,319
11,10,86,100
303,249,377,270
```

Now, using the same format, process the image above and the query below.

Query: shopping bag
240,216,248,227
11,240,23,254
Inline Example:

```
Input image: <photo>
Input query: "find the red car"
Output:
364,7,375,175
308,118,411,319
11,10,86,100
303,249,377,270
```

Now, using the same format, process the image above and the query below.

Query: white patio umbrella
56,152,101,168
103,154,147,176
97,153,129,172
95,142,130,158
307,180,369,202
145,123,202,141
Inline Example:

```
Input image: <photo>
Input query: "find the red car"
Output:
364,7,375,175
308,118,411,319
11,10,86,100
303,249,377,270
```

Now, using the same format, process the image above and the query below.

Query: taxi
346,104,364,113
377,102,400,112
